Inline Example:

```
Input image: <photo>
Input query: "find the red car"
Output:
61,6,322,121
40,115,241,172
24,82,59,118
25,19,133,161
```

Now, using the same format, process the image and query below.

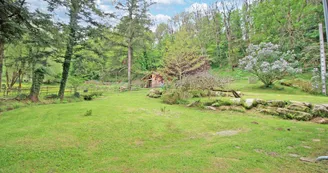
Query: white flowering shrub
239,42,301,87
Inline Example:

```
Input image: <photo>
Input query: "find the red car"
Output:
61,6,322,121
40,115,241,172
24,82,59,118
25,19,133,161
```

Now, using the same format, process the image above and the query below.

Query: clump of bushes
82,92,103,101
44,94,59,100
162,89,192,105
176,72,230,92
161,72,231,105
280,78,318,94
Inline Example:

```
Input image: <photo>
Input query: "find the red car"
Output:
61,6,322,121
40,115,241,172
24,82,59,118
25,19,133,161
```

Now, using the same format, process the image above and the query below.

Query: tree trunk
58,5,78,100
29,68,45,102
18,69,22,89
0,40,4,92
5,70,9,96
127,44,132,91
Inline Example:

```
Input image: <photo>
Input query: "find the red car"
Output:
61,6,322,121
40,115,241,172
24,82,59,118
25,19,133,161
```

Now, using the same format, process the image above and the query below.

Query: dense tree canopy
0,0,326,100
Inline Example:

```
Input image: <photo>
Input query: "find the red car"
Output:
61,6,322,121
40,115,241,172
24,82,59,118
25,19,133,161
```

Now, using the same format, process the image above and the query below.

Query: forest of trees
0,0,325,101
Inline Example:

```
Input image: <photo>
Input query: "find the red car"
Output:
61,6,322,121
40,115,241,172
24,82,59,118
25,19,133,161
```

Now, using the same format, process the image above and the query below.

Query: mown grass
226,80,328,104
0,90,327,173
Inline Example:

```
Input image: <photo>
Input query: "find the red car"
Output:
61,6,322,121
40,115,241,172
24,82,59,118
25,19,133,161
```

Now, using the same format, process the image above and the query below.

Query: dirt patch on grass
216,130,240,136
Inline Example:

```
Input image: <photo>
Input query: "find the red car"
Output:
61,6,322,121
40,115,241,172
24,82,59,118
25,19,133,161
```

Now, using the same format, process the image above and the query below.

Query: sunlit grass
0,90,327,172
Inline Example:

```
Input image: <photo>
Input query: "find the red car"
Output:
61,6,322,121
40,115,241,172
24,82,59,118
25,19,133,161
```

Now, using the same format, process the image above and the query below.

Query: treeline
1,0,152,101
152,0,324,71
0,0,325,102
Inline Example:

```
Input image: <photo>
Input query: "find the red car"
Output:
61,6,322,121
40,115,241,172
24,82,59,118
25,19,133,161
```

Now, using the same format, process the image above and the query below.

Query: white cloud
151,14,171,23
150,14,171,31
185,3,209,13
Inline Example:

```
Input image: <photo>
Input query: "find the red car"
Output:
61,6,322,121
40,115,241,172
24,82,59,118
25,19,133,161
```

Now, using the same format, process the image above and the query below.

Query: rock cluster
203,98,328,123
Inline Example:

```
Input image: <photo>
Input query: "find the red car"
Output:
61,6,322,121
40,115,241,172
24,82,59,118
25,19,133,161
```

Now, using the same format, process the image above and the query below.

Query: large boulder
290,101,312,108
258,107,279,116
277,108,313,121
244,99,256,109
312,105,328,118
231,98,243,105
255,99,267,105
287,103,311,113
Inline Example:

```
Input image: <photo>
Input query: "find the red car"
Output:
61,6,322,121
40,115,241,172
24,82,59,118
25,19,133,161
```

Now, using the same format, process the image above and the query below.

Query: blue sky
25,0,218,30
150,0,215,16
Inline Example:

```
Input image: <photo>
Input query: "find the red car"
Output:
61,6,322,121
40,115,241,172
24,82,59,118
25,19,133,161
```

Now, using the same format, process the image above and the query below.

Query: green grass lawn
0,90,327,172
227,80,328,104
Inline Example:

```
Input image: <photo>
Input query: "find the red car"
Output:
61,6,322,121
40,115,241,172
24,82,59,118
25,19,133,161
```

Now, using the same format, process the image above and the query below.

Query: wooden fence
0,85,112,99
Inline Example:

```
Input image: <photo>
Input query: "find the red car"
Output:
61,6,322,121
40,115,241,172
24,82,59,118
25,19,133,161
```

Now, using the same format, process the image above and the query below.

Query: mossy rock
294,112,313,121
287,104,310,113
290,101,312,108
148,93,161,98
230,98,244,106
243,99,257,109
218,106,246,113
255,99,267,105
277,108,313,121
148,89,162,95
211,99,232,107
147,89,162,98
267,100,287,108
259,107,279,116
312,105,328,118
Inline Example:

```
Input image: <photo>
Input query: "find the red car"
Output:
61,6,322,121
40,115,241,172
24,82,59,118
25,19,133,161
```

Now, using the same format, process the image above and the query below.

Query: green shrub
53,100,61,104
84,109,92,116
293,79,313,93
162,89,192,105
131,85,141,91
83,94,94,101
91,92,103,97
189,90,208,98
81,92,103,101
15,94,28,101
44,94,59,100
73,92,80,98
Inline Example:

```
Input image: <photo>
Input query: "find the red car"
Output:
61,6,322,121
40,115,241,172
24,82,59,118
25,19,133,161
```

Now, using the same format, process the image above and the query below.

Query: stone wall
199,98,328,123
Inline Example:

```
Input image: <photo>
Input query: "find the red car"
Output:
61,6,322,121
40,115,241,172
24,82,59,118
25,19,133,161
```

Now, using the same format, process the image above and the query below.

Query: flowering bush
239,42,301,87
